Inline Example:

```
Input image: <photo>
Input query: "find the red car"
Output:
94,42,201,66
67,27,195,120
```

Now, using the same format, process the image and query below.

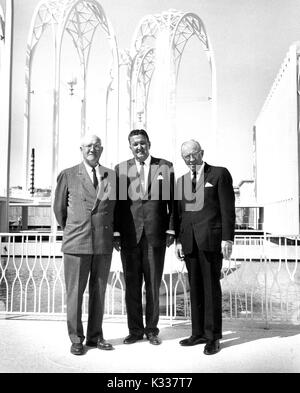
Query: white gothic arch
23,0,119,228
129,9,216,162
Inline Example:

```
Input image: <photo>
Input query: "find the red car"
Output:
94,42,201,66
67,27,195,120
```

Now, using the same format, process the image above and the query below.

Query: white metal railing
0,232,300,325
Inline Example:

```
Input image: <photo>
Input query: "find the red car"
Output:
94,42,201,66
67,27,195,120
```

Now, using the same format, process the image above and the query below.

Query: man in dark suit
175,139,235,355
114,129,175,345
53,134,116,355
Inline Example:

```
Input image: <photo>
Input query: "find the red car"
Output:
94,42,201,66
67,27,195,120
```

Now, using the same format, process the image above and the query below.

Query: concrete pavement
0,315,299,373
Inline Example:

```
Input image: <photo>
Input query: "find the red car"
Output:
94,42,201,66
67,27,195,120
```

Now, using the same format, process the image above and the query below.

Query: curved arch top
130,13,161,57
23,0,119,231
129,8,217,144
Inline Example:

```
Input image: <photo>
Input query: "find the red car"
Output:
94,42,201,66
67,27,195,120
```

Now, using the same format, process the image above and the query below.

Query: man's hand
166,234,175,248
221,240,233,260
113,236,121,252
175,242,185,261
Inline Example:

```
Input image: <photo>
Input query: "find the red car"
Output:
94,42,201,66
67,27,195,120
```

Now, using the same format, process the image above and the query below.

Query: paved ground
0,315,299,373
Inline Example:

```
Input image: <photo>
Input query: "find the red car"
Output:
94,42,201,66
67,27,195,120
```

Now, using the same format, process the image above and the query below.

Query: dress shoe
97,338,114,350
147,333,161,345
123,334,144,344
204,339,220,355
86,339,114,350
70,343,84,355
179,335,207,346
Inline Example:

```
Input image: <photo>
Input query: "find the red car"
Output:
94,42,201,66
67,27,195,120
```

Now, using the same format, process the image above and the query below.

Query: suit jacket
176,163,235,254
115,156,175,248
53,162,116,254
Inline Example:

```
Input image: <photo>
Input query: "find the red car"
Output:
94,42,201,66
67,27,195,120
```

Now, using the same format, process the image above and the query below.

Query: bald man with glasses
175,140,235,355
54,134,116,355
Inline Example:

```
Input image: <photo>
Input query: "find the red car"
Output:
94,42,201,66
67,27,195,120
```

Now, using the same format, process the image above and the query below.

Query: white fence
0,232,299,324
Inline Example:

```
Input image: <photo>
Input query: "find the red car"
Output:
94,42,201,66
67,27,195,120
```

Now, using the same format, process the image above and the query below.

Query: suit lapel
127,156,160,198
204,162,211,184
182,169,205,211
185,164,206,193
92,166,114,213
78,162,97,197
147,156,160,195
127,158,137,180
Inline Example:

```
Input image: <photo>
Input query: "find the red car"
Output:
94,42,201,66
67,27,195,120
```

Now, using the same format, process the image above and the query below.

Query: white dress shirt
189,161,233,249
190,161,205,182
83,161,100,186
135,154,151,189
135,155,174,237
178,161,233,254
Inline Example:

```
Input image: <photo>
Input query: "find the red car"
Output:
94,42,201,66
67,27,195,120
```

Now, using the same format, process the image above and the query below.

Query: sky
2,0,300,188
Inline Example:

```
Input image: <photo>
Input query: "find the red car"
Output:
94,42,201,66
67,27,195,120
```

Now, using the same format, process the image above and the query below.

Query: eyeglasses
182,151,203,160
82,143,102,151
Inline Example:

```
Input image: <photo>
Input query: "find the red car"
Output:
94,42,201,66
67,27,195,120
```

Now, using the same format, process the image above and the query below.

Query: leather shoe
147,333,161,345
179,335,207,346
86,339,114,350
123,334,144,344
97,338,114,350
204,339,220,355
70,343,84,355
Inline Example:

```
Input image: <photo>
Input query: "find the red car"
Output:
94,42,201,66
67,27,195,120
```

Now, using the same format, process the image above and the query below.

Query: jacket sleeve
167,163,176,232
53,171,68,229
218,168,236,241
113,164,120,234
174,176,182,239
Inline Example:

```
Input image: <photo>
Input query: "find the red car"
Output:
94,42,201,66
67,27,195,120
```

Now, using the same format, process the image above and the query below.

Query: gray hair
80,133,102,146
181,139,202,153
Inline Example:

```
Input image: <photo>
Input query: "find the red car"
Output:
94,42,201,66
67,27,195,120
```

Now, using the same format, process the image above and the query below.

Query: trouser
64,253,112,344
121,233,166,336
185,243,223,341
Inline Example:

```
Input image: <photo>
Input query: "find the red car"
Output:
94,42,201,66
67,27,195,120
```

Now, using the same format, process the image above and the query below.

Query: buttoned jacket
54,162,116,254
176,163,235,254
115,156,175,247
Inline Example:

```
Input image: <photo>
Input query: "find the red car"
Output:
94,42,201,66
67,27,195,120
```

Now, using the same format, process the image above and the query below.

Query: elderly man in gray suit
54,134,116,355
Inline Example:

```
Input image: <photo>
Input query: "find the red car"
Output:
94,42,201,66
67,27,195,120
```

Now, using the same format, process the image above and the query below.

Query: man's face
129,134,150,163
181,144,204,172
80,136,103,167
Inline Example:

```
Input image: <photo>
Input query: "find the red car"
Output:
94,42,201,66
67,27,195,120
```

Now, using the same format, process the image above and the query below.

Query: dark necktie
139,161,145,195
92,167,98,189
192,170,197,193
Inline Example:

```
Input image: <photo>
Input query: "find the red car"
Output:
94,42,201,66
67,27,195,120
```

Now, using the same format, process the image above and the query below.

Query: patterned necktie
92,167,98,189
192,170,197,193
139,161,145,195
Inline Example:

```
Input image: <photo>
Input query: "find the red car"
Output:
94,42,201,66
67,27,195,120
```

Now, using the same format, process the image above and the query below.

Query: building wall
255,43,300,236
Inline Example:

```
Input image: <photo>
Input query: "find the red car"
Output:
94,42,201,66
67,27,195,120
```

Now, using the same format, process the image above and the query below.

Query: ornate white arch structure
23,0,119,221
129,9,216,159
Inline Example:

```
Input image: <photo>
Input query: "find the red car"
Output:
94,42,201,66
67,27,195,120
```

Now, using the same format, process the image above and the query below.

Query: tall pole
30,148,35,196
50,33,61,234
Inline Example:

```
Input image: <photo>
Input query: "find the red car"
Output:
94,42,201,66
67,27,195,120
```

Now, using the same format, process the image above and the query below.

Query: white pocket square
205,182,213,187
157,174,164,180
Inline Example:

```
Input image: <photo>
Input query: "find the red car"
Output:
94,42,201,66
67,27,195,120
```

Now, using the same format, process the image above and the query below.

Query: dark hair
128,129,150,144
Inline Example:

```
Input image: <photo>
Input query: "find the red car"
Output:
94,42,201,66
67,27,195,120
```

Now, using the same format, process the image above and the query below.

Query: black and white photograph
0,0,300,376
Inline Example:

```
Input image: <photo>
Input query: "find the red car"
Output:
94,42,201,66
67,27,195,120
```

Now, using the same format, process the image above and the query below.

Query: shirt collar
135,154,151,167
190,161,205,177
83,161,99,173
